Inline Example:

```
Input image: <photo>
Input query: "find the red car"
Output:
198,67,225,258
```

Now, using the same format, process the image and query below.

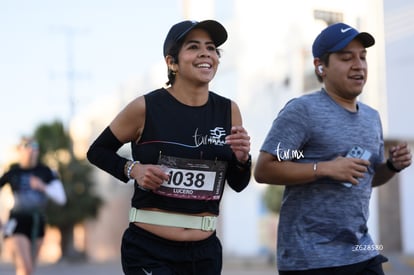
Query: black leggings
121,223,222,275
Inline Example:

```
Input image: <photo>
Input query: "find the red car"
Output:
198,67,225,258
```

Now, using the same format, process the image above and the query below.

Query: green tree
34,120,103,260
263,185,284,214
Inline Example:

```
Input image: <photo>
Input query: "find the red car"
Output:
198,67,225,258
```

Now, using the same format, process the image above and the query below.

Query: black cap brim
163,20,228,57
355,32,375,48
187,20,228,48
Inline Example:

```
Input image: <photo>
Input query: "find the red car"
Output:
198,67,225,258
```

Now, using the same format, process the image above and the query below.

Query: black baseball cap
312,23,375,58
163,20,228,57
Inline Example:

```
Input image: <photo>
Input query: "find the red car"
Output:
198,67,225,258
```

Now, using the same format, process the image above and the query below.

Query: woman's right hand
130,164,170,191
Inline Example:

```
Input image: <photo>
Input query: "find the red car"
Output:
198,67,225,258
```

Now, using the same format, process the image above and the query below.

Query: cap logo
340,27,353,33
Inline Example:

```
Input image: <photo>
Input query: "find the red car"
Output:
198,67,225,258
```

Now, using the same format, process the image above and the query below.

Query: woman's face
174,28,220,86
19,140,39,166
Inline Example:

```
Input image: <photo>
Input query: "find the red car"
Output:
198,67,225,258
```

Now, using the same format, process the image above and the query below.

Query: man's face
323,39,368,100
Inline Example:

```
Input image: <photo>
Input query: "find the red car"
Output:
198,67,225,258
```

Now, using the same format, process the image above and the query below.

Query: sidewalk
0,254,413,274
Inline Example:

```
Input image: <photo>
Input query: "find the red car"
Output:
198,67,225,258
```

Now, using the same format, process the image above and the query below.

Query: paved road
0,254,413,274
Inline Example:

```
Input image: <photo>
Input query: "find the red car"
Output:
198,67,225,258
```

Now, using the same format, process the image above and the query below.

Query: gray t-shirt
260,89,384,270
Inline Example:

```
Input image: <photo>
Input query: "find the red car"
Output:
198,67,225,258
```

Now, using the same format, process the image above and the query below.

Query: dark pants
279,254,388,275
121,223,222,275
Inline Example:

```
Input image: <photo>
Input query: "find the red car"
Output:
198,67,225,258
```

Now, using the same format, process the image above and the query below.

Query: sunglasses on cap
20,141,39,149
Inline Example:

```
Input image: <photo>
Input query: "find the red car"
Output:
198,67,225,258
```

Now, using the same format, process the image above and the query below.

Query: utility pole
65,27,77,122
51,26,88,156
51,26,88,128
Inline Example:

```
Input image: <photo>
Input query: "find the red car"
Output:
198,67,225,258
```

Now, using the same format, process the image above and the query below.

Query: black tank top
131,88,233,214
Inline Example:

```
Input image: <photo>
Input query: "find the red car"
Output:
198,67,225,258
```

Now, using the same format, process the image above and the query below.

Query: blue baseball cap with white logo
312,22,375,58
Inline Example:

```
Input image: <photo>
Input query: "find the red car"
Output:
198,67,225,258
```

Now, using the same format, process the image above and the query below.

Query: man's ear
313,58,324,75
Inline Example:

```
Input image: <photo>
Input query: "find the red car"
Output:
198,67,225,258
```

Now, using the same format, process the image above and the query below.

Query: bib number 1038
155,155,227,200
165,170,206,188
162,168,216,191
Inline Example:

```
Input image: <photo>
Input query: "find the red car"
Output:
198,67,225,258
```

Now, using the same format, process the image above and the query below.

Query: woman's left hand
225,126,251,163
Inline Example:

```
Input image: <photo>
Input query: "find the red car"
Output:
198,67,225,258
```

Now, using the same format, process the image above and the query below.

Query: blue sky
0,0,186,164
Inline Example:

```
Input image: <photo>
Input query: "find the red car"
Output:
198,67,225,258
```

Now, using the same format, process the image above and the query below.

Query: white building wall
400,167,414,253
384,0,414,254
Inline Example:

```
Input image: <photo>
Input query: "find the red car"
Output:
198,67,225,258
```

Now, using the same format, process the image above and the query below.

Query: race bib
154,155,227,200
